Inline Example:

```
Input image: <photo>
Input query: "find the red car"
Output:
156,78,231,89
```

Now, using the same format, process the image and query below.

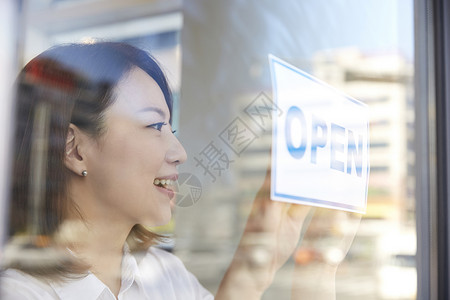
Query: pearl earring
81,170,88,177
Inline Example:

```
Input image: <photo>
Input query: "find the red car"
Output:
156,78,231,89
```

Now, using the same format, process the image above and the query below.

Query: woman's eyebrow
137,107,166,118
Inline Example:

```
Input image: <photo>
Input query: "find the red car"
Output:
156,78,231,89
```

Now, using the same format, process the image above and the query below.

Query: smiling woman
0,42,357,300
74,67,186,229
0,42,206,299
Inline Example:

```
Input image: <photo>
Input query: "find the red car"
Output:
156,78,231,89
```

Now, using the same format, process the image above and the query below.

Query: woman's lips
154,184,175,199
153,175,178,199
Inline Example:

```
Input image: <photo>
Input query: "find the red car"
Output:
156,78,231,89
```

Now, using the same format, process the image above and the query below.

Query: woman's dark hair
9,42,171,276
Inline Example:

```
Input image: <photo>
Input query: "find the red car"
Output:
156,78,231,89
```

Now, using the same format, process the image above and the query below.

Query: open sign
269,55,369,213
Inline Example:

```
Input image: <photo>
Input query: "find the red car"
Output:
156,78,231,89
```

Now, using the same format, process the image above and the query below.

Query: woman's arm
215,169,361,299
215,169,311,299
290,208,361,299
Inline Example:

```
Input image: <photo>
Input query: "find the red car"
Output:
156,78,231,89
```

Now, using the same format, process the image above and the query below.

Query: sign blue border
269,54,369,213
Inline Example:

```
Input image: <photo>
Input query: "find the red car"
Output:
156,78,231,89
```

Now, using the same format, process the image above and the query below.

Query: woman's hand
216,167,362,300
291,208,362,299
216,168,311,299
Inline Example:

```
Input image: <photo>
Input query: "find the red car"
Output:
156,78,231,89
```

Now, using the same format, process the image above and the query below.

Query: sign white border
269,54,369,214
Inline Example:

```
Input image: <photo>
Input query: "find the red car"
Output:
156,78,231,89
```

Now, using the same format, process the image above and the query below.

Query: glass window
0,0,419,299
179,1,416,299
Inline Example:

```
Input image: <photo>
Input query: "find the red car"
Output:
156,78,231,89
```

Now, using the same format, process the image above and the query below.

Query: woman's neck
63,179,136,297
59,216,133,297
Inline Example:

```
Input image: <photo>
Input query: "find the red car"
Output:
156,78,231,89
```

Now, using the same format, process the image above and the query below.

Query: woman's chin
142,208,172,228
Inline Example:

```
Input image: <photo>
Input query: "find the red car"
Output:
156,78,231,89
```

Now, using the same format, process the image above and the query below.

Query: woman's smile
153,174,178,199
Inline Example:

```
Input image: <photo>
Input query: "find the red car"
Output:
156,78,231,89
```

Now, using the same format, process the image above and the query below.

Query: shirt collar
51,273,107,300
50,243,142,300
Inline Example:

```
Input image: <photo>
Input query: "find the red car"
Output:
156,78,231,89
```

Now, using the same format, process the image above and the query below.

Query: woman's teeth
153,179,174,188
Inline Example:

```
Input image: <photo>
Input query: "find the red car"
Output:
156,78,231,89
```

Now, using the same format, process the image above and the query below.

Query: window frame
415,0,450,299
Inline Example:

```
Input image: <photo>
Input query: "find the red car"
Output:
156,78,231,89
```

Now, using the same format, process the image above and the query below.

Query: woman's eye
146,122,167,131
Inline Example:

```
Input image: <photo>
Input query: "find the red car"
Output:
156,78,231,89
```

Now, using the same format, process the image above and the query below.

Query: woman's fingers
287,203,311,223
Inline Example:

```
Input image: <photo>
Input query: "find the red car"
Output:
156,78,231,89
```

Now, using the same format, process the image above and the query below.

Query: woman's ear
64,124,87,176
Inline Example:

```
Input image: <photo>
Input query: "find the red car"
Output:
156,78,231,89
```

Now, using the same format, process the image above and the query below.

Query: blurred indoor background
1,1,416,299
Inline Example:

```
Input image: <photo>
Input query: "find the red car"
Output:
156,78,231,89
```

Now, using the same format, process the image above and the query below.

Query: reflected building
313,48,415,224
311,49,417,299
235,48,415,224
230,49,416,299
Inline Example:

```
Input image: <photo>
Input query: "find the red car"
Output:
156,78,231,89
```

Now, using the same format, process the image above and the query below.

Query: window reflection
3,0,416,299
312,48,416,299
180,1,415,299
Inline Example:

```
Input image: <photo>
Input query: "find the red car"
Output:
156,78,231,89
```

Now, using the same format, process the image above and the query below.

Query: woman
0,42,357,299
1,42,216,299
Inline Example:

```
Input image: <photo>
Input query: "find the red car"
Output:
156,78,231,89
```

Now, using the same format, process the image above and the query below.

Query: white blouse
0,246,214,300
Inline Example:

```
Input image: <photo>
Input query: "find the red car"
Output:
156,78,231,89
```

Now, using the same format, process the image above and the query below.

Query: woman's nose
166,134,187,165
